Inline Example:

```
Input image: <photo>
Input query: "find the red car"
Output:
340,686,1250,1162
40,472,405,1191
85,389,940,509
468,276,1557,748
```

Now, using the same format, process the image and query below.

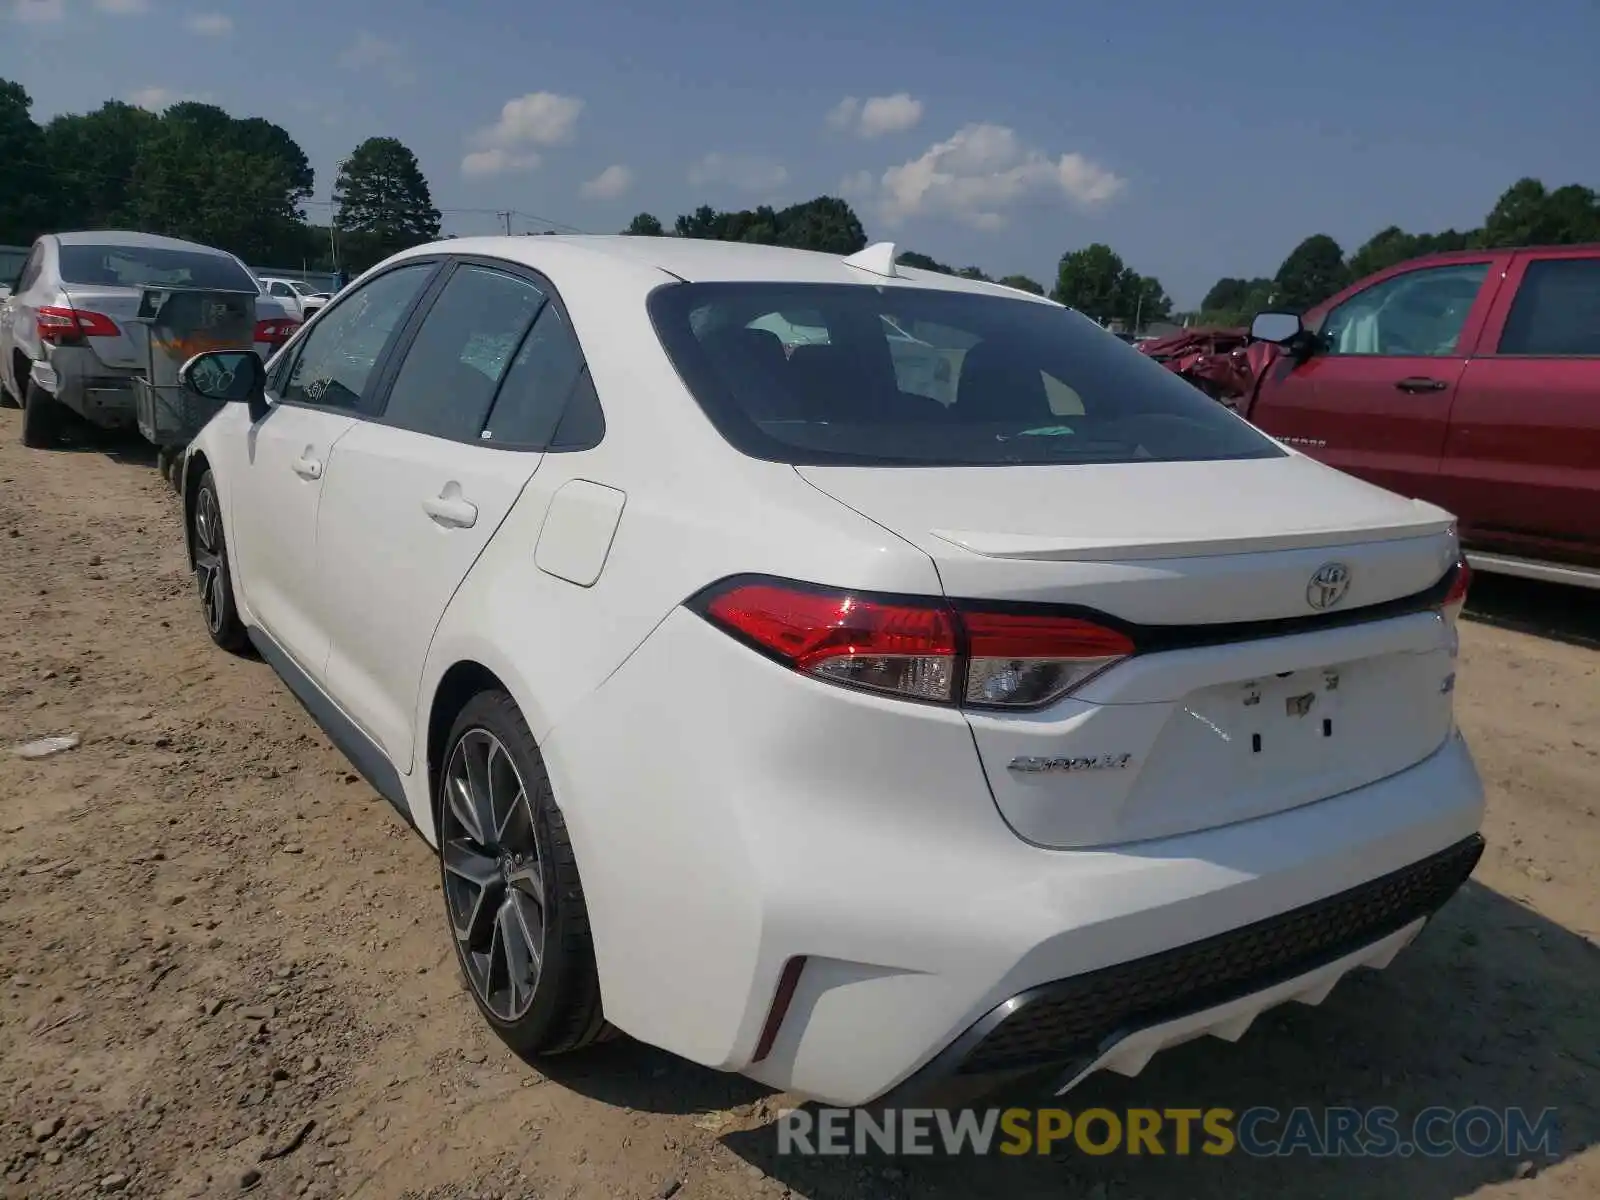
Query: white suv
176,236,1485,1107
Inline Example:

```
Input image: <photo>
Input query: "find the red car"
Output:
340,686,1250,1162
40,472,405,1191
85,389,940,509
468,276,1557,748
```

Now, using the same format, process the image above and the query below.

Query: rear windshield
648,282,1283,466
59,244,257,292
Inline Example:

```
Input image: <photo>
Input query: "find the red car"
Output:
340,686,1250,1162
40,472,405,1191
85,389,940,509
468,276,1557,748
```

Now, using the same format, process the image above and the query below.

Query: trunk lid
797,454,1463,848
796,454,1456,622
58,285,151,369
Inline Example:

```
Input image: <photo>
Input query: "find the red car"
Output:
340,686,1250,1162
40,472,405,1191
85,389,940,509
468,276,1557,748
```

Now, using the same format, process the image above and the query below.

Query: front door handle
1394,376,1448,394
422,486,478,529
291,453,323,480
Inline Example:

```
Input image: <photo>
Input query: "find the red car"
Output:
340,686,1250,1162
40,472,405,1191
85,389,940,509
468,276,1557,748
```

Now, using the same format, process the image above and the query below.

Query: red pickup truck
1244,244,1600,589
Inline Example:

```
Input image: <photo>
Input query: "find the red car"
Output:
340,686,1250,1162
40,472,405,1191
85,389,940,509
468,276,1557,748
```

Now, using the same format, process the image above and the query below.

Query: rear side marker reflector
695,579,1131,709
1440,557,1471,622
752,956,807,1063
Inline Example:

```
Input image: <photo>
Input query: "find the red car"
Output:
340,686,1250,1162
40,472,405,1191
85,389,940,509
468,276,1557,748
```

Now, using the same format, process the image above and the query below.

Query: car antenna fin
843,242,900,279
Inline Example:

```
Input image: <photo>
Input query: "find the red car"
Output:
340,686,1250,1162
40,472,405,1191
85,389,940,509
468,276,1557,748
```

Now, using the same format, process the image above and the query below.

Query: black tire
438,689,607,1057
20,380,63,448
190,469,250,654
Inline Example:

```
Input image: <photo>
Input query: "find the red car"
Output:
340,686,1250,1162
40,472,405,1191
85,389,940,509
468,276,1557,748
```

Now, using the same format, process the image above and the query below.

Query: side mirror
179,349,268,422
1249,311,1304,344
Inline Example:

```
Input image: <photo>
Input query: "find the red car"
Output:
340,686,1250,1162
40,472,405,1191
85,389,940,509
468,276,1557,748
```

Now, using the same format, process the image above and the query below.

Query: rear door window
649,282,1280,466
480,302,593,448
378,264,546,442
1497,258,1600,356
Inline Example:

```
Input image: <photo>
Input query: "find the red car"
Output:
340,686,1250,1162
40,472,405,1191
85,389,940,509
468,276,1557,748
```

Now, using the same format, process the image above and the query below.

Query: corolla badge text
1008,753,1134,774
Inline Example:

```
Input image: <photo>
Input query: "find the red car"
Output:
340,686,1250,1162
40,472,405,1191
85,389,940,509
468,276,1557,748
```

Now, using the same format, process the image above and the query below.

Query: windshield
59,244,257,292
648,282,1283,467
289,280,321,296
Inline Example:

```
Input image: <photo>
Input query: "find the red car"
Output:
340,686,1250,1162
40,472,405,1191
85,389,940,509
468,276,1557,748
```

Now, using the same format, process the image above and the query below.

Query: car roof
52,230,237,256
1393,242,1600,270
389,235,1060,303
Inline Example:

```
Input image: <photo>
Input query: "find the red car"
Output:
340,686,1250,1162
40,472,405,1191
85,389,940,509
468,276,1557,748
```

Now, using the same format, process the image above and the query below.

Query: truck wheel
438,689,609,1058
20,381,65,449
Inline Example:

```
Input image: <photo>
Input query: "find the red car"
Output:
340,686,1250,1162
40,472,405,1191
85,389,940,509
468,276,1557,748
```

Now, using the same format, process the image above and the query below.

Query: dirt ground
0,410,1596,1200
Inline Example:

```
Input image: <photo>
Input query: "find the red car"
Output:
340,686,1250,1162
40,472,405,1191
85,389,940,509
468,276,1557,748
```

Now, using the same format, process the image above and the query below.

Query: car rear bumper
876,832,1483,1107
37,350,139,423
543,606,1487,1107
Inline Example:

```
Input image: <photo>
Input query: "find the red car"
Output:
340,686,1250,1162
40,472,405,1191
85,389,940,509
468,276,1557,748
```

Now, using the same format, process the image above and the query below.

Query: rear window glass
648,282,1282,467
59,244,256,292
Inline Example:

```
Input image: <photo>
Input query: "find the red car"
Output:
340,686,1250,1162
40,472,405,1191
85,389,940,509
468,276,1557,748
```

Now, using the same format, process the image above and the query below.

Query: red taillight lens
704,582,957,702
698,580,1132,708
254,318,299,346
37,305,120,344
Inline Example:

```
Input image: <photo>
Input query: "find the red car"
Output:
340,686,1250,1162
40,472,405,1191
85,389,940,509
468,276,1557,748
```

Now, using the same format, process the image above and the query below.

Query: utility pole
329,157,349,278
497,210,513,235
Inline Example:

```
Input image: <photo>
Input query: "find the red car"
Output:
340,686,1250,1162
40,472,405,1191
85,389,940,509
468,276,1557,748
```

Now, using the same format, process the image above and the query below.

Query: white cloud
580,164,633,200
184,11,231,35
11,0,66,22
827,93,923,139
339,31,414,86
687,152,788,195
847,122,1125,230
126,85,209,109
462,92,583,176
95,0,150,13
462,148,537,178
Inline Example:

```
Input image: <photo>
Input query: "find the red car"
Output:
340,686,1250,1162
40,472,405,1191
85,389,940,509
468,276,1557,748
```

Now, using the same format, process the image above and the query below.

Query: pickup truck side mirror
1250,311,1320,361
179,349,269,423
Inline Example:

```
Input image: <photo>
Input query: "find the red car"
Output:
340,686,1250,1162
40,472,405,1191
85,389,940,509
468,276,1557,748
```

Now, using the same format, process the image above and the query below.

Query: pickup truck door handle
1394,376,1448,394
422,487,478,529
291,454,323,480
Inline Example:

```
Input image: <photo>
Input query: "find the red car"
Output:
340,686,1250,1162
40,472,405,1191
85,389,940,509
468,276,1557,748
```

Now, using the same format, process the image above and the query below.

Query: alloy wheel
192,484,228,636
441,729,547,1022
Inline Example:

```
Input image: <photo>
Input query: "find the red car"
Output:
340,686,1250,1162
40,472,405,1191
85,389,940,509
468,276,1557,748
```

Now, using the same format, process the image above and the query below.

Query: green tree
0,80,55,246
123,104,311,264
773,196,866,254
40,101,161,231
1480,177,1600,248
1052,244,1126,318
334,136,441,269
1273,234,1348,312
896,250,956,274
623,212,664,236
672,196,867,254
998,274,1044,295
1129,274,1174,325
1197,276,1275,325
1051,244,1168,326
956,266,993,281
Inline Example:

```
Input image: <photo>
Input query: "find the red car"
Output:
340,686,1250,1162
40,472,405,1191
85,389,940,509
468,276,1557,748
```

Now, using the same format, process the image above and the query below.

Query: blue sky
5,0,1597,305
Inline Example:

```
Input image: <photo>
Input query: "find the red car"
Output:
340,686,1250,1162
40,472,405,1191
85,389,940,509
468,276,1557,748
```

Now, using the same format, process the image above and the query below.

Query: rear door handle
422,488,478,529
291,454,323,480
1394,376,1448,394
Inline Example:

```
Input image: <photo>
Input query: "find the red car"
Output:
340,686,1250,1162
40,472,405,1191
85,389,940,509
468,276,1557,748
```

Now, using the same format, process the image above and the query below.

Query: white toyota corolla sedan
175,235,1485,1107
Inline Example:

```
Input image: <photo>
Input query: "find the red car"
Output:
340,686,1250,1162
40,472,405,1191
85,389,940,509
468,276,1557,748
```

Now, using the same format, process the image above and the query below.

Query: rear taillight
254,318,299,346
1441,558,1471,622
697,579,1132,708
961,609,1134,706
37,305,120,345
